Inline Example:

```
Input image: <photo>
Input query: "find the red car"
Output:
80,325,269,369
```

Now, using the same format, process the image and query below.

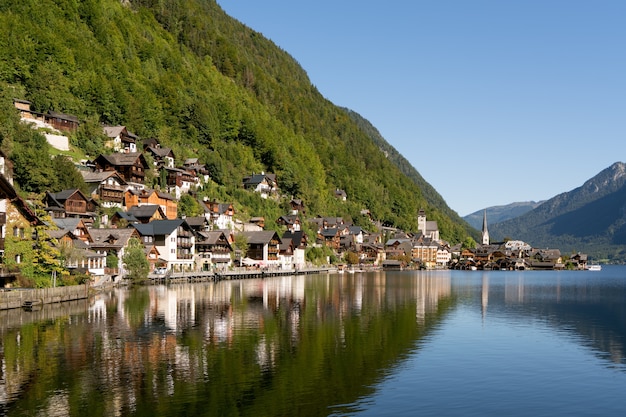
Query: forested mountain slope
0,0,470,241
490,162,626,261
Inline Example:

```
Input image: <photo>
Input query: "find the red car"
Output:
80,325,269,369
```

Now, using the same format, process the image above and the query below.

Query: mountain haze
490,162,626,261
463,201,544,230
0,0,471,241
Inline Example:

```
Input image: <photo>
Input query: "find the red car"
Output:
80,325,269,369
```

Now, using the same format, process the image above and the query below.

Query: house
44,189,98,225
48,229,106,276
385,238,413,259
103,126,138,153
110,211,139,227
242,172,278,199
182,158,210,183
195,230,232,271
124,188,177,220
289,198,305,215
52,218,91,243
132,219,195,271
237,230,281,267
13,99,79,132
334,189,347,201
411,238,440,269
361,243,386,265
145,145,175,168
309,216,350,231
126,204,167,223
144,244,162,272
93,153,149,187
318,227,347,251
202,199,235,230
162,166,197,199
81,170,128,208
88,228,141,279
0,157,44,286
184,216,210,233
276,215,301,232
281,230,307,269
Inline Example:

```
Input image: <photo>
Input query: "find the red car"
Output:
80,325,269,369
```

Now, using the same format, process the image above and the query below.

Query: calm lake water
1,267,625,416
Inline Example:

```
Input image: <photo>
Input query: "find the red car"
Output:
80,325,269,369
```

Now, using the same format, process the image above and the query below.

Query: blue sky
217,1,626,216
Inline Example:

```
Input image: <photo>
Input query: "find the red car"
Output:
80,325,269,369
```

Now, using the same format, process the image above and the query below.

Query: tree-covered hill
0,0,471,241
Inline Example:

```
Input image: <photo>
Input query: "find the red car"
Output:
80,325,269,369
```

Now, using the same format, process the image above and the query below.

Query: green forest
0,0,475,242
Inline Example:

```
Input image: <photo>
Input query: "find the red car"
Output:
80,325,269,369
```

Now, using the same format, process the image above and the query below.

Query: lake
1,267,625,416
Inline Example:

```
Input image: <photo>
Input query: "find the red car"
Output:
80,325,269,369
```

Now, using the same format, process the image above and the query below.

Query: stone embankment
0,284,89,310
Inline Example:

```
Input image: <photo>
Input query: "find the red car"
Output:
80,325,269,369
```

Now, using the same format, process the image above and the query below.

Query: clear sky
217,1,626,216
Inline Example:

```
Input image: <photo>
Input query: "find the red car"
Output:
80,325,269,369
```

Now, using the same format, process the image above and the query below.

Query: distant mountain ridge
463,201,544,230
488,162,626,261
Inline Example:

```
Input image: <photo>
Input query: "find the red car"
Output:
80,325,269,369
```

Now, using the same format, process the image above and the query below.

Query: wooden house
202,199,235,230
237,230,281,267
145,145,175,168
103,126,138,153
124,188,177,220
93,153,148,186
81,170,128,208
242,172,278,199
44,189,98,225
195,230,232,270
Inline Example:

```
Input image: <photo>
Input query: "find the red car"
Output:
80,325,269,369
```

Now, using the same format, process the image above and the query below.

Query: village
0,100,592,288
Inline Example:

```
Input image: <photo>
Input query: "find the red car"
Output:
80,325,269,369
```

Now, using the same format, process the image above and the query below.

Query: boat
586,264,602,271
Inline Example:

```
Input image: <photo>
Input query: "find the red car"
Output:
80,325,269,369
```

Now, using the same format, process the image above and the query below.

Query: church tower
481,210,490,245
417,209,426,236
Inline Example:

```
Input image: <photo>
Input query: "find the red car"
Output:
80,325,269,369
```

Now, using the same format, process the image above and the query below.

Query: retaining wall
0,284,89,310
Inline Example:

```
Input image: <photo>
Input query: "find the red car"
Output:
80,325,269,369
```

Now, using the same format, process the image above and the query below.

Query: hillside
490,162,626,261
0,0,472,241
463,201,544,230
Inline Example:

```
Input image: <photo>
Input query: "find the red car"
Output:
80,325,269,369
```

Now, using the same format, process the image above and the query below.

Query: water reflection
1,272,453,416
462,269,626,368
2,269,625,416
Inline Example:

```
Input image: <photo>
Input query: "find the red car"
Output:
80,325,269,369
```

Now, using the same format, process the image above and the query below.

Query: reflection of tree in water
124,286,151,328
1,272,455,416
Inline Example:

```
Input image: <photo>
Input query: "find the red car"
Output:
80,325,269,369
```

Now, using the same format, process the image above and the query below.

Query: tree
232,233,249,266
178,194,203,217
122,238,149,283
52,155,87,193
344,251,359,265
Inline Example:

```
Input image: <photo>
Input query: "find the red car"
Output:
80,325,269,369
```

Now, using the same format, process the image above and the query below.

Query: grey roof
132,219,186,237
97,152,146,166
239,230,281,245
80,170,127,184
53,217,82,231
89,228,137,248
282,230,306,247
197,231,231,247
185,216,207,228
103,125,126,138
113,211,139,223
127,204,163,219
146,146,174,158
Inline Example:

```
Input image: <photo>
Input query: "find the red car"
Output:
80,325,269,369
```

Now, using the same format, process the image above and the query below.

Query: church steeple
482,210,490,245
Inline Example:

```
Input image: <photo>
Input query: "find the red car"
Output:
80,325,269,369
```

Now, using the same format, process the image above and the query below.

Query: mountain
463,201,544,230
0,0,472,240
489,162,626,261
